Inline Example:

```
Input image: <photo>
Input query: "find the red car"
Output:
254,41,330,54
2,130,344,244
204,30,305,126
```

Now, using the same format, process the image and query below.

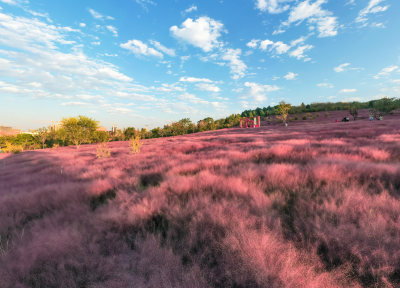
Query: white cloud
289,44,313,60
0,10,166,116
221,48,247,80
339,88,357,93
255,0,292,14
0,0,17,5
334,63,351,72
356,0,389,24
244,81,280,102
79,22,86,28
106,25,118,37
170,16,225,52
149,40,175,57
88,8,114,21
120,39,163,58
196,83,221,92
287,0,338,37
374,65,399,79
247,39,260,48
284,72,298,80
184,5,197,14
179,76,212,83
317,82,334,88
250,37,312,60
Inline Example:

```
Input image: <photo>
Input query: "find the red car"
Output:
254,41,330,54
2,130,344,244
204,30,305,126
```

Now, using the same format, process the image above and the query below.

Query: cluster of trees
1,97,398,153
241,97,400,119
0,114,242,152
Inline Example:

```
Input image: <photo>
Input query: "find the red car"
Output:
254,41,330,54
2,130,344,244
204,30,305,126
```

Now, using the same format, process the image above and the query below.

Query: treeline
0,114,242,152
241,97,400,117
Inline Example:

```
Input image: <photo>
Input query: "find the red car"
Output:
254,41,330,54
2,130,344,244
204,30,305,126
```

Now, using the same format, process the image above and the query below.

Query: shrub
129,135,142,154
2,141,23,154
302,116,307,120
96,142,111,158
325,112,329,117
316,113,320,117
294,116,298,120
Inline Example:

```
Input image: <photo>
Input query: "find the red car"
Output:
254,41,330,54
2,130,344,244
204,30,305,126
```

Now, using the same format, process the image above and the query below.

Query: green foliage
123,127,137,139
349,103,359,120
275,101,292,124
302,116,307,120
372,97,398,117
35,127,49,149
198,117,216,132
92,131,109,143
61,115,99,148
2,141,24,154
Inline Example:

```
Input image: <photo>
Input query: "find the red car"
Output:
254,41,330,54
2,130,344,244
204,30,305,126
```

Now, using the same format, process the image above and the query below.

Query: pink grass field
0,110,399,288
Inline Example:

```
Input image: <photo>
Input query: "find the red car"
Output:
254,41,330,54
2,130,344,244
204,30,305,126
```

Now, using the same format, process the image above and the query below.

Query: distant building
111,125,118,134
50,121,61,132
96,126,108,132
0,126,21,136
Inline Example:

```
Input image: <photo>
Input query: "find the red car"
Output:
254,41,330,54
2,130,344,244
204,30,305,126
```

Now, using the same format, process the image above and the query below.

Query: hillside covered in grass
0,111,399,288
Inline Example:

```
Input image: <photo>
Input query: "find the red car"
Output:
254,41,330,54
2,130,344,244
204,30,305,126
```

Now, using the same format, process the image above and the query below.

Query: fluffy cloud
255,0,292,14
289,44,313,60
334,63,351,72
247,37,312,61
339,88,357,93
284,72,298,80
120,40,163,58
184,5,197,14
356,0,389,24
287,0,338,37
244,82,280,102
0,10,167,112
221,48,247,80
170,17,225,52
196,83,221,92
374,65,399,79
149,40,176,57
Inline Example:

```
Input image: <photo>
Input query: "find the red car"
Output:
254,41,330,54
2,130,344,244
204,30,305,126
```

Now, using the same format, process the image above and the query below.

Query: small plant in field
129,135,142,154
325,112,329,117
302,116,307,120
2,141,23,154
52,143,60,149
316,113,320,117
96,142,111,158
294,116,298,120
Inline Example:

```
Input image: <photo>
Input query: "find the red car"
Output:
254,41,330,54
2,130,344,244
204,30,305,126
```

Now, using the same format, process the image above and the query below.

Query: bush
129,135,142,154
96,143,111,158
325,112,329,117
302,116,307,120
294,116,298,120
2,141,24,154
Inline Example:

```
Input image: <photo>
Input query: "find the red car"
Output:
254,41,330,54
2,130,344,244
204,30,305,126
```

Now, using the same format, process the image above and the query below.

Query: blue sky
0,0,399,130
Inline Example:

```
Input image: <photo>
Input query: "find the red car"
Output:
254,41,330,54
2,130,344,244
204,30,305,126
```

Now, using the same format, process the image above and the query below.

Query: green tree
349,103,359,120
35,127,49,149
275,101,292,125
373,97,397,118
124,127,137,139
61,116,99,149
